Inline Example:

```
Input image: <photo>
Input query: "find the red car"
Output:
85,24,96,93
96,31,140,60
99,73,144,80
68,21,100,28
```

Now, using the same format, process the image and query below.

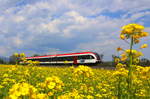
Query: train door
73,56,77,65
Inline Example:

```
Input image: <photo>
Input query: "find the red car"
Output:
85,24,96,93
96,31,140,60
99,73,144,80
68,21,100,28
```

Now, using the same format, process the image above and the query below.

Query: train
26,52,101,65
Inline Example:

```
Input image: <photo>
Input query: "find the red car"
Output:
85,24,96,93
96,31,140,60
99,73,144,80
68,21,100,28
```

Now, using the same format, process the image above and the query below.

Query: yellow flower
9,82,37,98
44,76,64,91
58,95,70,99
121,57,127,61
133,58,140,64
120,53,127,61
20,53,25,57
121,24,148,42
134,39,140,44
47,92,54,96
120,35,125,40
13,53,19,57
141,32,149,37
88,87,94,94
36,93,48,99
135,89,146,97
140,44,148,49
134,24,144,30
125,49,137,54
116,47,123,51
133,34,140,39
114,58,120,63
116,63,126,69
87,95,94,99
0,85,4,89
73,65,94,78
95,94,102,98
48,82,56,89
125,49,143,58
124,28,133,34
113,68,128,77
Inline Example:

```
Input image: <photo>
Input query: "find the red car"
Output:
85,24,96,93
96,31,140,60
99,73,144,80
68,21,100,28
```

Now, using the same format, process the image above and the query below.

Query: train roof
26,52,96,59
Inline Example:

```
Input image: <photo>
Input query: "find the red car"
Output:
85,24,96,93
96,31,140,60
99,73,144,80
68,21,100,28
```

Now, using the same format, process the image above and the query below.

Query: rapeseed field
0,65,150,99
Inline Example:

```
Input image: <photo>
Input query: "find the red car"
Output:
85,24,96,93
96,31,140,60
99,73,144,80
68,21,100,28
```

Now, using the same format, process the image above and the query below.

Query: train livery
26,52,101,65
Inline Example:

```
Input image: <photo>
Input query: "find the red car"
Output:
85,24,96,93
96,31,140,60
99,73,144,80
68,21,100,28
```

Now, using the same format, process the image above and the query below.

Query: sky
0,0,150,61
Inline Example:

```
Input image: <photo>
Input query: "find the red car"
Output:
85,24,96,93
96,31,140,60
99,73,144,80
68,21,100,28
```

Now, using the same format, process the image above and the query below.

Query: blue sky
0,0,150,60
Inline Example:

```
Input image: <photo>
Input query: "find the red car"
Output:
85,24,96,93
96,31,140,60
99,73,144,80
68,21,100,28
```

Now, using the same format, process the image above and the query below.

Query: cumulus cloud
104,0,150,12
13,16,25,23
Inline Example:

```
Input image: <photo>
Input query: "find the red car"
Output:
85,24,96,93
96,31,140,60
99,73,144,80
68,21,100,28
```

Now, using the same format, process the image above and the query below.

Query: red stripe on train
26,52,95,59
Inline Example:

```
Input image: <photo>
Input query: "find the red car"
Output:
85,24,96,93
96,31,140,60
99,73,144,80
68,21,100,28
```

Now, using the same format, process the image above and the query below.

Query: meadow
0,64,150,99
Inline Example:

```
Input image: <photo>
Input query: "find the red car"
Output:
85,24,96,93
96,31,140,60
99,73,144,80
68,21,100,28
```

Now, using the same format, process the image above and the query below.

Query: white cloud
45,48,63,55
108,0,150,12
13,16,25,23
0,47,8,55
10,36,23,47
65,11,87,23
0,16,4,22
40,20,62,33
123,11,150,22
0,0,150,60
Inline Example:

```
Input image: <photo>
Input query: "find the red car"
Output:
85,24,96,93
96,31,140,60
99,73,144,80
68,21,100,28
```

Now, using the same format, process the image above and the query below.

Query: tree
32,54,40,57
0,58,5,64
9,53,25,65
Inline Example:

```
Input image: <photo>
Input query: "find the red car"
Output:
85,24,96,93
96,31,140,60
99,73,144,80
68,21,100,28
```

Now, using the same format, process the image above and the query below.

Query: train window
34,58,49,62
28,59,33,61
37,58,43,62
57,57,64,61
44,58,50,62
67,56,73,61
78,56,82,59
50,57,73,61
62,57,69,61
63,57,68,61
28,59,37,61
78,55,94,59
58,56,73,61
89,55,94,59
30,59,35,61
94,53,100,60
32,58,40,61
51,57,57,61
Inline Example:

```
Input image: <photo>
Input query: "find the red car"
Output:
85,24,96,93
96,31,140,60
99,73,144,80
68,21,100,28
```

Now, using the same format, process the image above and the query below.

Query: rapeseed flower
135,89,146,97
9,82,37,99
140,44,148,49
40,76,64,92
114,58,120,63
1,64,150,98
73,65,94,78
116,47,123,51
58,89,84,99
120,23,149,45
120,35,125,40
120,49,143,61
36,93,48,99
116,63,126,69
113,68,128,77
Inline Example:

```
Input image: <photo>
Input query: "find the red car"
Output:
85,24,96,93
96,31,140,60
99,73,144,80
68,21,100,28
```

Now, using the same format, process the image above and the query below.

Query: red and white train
26,52,101,65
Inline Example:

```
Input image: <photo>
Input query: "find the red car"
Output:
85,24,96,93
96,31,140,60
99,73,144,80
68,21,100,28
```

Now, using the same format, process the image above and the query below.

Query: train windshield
94,53,100,60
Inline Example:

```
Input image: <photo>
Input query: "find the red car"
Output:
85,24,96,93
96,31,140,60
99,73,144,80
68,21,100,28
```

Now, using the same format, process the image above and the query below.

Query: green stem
128,36,134,97
129,37,133,67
